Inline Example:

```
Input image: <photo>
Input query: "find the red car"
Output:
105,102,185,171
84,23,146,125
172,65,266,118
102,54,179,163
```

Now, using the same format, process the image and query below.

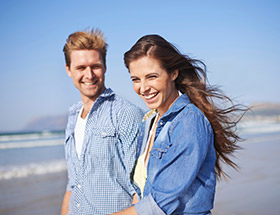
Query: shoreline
0,132,279,214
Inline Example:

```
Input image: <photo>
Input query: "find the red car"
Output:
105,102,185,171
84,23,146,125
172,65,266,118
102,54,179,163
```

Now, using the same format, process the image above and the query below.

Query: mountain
20,103,280,132
248,103,280,116
244,102,280,121
23,114,68,132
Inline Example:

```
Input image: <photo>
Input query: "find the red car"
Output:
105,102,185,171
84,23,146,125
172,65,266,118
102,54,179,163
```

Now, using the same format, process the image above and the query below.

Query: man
61,28,143,215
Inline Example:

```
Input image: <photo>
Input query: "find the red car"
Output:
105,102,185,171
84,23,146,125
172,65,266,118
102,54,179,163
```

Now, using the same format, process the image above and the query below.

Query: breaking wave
0,159,67,180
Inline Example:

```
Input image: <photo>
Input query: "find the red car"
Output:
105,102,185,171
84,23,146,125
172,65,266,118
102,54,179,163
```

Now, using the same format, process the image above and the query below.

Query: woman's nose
140,80,150,94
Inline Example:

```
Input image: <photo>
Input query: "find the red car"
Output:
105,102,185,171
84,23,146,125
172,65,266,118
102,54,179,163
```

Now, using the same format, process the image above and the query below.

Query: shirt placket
73,153,85,213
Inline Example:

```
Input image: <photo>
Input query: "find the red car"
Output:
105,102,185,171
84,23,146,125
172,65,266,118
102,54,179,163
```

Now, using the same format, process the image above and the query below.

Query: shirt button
76,203,80,207
101,131,106,136
159,121,164,125
76,167,79,171
77,184,81,189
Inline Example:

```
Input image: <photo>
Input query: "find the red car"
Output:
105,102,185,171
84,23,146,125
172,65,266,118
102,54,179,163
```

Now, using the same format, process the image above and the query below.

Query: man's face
66,50,106,103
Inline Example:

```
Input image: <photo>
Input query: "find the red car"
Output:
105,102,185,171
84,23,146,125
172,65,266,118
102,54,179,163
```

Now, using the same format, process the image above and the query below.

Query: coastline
0,130,279,214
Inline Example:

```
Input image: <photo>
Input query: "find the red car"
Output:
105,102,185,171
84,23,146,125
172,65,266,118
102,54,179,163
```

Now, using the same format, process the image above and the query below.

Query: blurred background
0,0,279,214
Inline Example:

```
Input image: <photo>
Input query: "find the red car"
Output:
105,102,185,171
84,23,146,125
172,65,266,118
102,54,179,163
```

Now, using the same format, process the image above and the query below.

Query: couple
61,28,244,215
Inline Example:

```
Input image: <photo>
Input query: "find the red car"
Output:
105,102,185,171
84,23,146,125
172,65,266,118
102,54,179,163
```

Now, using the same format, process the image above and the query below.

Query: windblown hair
63,28,108,67
124,34,247,179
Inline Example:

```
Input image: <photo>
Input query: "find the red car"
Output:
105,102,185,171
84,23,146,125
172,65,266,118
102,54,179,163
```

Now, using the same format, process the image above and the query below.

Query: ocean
0,131,67,215
0,131,66,181
0,121,280,215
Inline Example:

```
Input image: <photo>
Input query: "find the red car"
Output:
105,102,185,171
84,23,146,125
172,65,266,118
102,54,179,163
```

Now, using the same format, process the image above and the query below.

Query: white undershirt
74,107,88,159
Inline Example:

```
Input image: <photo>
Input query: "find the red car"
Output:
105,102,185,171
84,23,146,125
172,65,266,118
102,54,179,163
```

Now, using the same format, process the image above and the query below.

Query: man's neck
80,88,106,119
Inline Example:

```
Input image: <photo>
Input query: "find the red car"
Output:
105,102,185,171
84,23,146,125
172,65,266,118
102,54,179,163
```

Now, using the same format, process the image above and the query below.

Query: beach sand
0,171,67,215
213,132,280,215
0,132,279,215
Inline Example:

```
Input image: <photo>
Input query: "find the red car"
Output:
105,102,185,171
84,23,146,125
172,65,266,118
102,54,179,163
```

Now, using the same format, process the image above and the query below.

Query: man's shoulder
68,101,82,114
112,93,143,112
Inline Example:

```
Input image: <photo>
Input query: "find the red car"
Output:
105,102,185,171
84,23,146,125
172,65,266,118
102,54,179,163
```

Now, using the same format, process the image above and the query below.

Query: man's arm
61,191,71,215
132,193,139,205
116,105,143,196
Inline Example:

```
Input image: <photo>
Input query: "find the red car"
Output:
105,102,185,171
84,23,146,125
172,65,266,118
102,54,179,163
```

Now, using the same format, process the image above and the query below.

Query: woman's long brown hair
124,34,248,179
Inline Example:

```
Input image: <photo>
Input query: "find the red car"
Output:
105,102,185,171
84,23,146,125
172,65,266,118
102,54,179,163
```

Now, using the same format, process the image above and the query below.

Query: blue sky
0,0,279,132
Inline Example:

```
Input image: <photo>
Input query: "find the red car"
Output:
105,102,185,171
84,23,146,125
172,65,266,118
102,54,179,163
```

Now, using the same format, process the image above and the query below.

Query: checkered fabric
64,88,143,214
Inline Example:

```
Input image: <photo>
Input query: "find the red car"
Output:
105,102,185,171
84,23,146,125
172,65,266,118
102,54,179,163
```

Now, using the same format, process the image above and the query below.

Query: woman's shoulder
174,103,212,130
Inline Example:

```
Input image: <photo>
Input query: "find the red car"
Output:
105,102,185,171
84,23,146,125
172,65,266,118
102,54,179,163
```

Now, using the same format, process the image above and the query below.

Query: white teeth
84,82,94,86
144,93,157,99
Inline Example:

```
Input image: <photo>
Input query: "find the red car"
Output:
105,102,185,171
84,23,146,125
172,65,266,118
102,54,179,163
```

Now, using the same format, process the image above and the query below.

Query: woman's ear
171,69,179,81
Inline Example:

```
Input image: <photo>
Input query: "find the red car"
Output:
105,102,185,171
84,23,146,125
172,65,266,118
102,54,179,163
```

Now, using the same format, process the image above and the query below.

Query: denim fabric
134,94,216,215
64,88,143,215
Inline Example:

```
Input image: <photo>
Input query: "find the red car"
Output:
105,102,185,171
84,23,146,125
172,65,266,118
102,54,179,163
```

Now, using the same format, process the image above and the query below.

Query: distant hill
23,114,68,132
20,103,280,132
244,103,280,121
247,103,280,116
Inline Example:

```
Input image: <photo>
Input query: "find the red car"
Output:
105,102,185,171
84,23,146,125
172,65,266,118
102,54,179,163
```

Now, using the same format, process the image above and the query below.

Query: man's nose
84,66,94,79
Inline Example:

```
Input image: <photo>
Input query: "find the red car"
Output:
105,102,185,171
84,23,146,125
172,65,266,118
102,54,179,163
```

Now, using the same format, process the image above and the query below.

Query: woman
112,35,246,215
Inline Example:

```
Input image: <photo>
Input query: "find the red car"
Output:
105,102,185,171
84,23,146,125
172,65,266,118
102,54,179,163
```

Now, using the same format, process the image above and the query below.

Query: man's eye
92,65,101,70
131,78,139,82
77,66,85,71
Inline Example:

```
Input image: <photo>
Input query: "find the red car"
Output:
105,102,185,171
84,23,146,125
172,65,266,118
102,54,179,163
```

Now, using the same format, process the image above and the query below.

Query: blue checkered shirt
64,88,143,214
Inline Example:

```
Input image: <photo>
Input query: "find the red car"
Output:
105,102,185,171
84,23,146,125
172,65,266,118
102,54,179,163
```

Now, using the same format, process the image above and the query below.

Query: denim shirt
64,88,143,215
134,94,216,215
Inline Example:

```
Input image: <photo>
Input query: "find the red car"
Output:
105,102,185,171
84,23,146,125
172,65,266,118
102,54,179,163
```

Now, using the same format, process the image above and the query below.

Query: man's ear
171,69,179,81
66,65,72,77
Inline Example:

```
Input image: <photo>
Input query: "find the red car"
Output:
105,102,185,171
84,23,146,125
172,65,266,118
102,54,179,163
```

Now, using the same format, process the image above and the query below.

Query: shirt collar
69,88,115,114
160,94,191,119
98,88,115,99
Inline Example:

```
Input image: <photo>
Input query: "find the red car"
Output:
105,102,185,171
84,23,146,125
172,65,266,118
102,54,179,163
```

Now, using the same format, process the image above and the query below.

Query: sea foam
0,159,67,180
0,139,64,150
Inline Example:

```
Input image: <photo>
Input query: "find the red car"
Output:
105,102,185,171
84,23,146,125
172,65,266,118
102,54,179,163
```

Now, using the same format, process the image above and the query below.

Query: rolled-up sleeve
134,193,166,215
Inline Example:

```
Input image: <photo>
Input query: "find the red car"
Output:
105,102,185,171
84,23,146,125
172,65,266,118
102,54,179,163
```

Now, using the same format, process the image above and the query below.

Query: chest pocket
149,121,172,159
86,126,118,160
150,143,171,159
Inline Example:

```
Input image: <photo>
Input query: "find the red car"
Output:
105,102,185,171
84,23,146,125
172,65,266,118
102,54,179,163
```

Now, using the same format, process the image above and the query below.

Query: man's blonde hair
63,28,108,67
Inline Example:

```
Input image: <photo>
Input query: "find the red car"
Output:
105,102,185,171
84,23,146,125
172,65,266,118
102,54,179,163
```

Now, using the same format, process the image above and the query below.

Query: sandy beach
0,171,67,215
0,131,279,215
213,132,280,215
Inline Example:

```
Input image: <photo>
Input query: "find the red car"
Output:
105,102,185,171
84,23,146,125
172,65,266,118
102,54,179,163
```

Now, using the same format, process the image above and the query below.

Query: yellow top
133,153,147,197
133,113,159,197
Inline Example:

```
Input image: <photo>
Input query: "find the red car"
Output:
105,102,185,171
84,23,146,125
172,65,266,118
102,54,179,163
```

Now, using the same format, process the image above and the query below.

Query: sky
0,0,279,132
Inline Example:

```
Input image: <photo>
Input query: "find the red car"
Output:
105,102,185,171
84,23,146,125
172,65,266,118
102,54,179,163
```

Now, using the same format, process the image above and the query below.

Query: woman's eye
148,75,157,79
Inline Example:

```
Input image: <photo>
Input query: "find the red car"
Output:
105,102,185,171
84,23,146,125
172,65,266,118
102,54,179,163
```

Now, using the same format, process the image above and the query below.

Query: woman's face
129,56,179,116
